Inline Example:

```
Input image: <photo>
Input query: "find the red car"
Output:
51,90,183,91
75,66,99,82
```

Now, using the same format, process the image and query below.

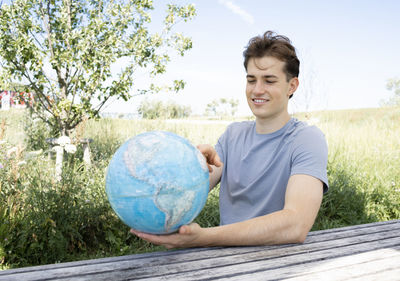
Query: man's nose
253,81,265,94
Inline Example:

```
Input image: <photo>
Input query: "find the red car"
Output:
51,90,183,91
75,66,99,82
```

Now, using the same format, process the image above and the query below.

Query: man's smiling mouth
252,98,269,104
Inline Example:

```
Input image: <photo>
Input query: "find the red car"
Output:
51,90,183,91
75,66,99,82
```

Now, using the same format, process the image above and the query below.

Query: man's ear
288,77,299,97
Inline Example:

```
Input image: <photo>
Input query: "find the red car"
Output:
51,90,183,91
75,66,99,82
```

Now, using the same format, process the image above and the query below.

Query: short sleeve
215,124,232,165
291,126,329,192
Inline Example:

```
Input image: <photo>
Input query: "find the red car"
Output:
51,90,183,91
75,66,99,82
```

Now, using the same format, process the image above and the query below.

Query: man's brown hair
243,31,300,98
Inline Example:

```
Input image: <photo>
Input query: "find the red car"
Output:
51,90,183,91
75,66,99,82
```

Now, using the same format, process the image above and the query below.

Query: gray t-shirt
215,118,329,225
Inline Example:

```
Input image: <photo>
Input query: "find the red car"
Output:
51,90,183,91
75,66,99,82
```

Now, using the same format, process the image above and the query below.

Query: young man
131,31,329,248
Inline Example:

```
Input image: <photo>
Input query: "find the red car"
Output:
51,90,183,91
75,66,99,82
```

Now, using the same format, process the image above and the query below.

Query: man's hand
130,223,204,249
197,144,223,190
197,144,223,172
130,175,323,249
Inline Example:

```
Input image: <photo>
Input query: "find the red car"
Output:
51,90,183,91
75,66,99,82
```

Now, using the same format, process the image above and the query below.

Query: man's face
246,56,298,121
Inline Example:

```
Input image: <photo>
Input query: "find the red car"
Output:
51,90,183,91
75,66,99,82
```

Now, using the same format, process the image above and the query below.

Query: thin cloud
219,0,255,25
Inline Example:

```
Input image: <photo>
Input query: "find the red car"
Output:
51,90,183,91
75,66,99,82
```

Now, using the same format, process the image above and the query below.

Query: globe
105,131,210,234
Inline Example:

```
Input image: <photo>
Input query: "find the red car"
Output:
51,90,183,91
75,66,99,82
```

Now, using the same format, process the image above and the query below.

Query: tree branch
13,59,55,118
39,0,67,99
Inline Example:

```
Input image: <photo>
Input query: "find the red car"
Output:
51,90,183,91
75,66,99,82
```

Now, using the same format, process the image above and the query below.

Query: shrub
23,111,56,151
138,99,192,119
195,186,220,227
0,134,164,267
313,158,373,230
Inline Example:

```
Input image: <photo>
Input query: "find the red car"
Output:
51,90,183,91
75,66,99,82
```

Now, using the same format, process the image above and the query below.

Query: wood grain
0,220,398,281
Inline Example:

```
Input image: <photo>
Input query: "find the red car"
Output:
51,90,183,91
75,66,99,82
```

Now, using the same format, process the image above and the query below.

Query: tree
205,98,239,118
387,78,400,96
138,98,191,119
291,59,328,114
0,0,195,136
382,77,400,106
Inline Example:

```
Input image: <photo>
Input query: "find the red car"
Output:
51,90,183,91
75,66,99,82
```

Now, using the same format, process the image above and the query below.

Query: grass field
0,107,399,269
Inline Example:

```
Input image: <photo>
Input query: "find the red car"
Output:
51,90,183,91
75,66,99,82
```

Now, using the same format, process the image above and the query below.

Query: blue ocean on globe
106,131,210,234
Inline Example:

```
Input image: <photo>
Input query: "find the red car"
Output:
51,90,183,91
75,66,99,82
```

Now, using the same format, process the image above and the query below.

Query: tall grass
0,107,399,269
303,108,400,229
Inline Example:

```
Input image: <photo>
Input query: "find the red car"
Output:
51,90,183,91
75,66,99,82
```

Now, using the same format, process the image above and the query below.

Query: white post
52,136,76,181
1,92,10,110
54,146,64,181
47,136,84,180
82,143,91,166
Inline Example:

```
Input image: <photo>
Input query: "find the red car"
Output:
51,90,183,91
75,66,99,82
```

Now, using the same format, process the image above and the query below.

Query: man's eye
265,80,276,84
247,80,256,83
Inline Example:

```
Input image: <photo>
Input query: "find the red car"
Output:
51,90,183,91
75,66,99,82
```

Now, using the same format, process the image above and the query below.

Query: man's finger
212,153,223,167
197,144,222,167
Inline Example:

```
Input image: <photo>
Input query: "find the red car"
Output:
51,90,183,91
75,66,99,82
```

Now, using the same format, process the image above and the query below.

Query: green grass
301,108,400,229
0,109,25,144
0,107,399,269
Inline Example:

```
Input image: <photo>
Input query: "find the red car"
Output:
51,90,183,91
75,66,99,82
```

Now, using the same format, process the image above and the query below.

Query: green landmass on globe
106,131,210,234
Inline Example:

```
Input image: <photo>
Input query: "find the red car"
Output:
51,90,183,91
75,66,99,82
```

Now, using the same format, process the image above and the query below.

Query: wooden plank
347,268,400,281
305,220,399,244
307,219,399,237
131,237,400,281
1,220,397,279
0,247,203,275
0,220,398,281
6,230,394,281
220,245,400,280
285,256,400,281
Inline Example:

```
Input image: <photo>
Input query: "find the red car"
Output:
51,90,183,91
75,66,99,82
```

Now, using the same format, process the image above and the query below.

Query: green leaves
0,0,196,135
205,98,240,118
165,3,196,26
138,98,191,119
386,78,400,96
381,77,400,107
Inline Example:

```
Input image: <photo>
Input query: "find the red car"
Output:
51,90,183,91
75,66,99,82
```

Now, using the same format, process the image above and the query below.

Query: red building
0,90,34,109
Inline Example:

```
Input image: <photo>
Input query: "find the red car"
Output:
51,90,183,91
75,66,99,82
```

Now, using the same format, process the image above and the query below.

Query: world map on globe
106,131,210,234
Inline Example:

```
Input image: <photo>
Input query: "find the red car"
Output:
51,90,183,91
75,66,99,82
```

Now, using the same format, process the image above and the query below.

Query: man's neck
255,113,291,134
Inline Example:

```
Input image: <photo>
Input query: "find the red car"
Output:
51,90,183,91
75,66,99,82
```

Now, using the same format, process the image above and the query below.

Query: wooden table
1,220,399,280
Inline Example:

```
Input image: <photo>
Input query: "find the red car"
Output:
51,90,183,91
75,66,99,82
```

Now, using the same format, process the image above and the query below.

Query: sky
102,0,400,116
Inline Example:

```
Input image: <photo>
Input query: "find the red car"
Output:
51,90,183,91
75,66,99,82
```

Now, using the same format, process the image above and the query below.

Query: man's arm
130,174,323,248
208,164,222,191
197,144,223,191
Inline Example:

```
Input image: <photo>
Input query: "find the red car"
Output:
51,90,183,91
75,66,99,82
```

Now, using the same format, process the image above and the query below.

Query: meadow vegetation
0,107,399,269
